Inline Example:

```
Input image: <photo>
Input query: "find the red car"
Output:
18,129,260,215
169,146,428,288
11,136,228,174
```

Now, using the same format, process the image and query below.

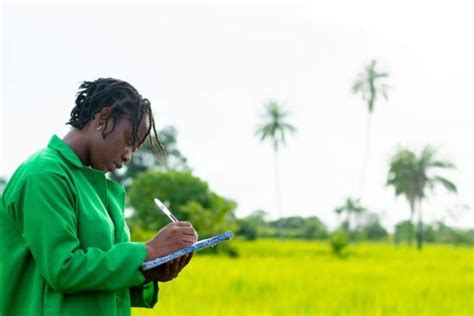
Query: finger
184,252,193,265
150,267,161,280
175,221,193,227
178,239,195,247
180,227,198,236
164,262,171,276
177,255,187,270
170,260,180,275
183,237,196,244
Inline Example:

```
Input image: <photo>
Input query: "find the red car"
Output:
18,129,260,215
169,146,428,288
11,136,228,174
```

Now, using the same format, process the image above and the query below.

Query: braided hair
66,78,165,158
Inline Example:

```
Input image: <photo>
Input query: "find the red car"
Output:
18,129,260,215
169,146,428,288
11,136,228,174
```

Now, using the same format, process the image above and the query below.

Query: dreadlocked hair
67,78,165,159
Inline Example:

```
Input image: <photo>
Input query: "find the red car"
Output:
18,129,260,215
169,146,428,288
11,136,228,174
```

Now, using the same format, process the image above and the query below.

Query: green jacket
0,135,158,315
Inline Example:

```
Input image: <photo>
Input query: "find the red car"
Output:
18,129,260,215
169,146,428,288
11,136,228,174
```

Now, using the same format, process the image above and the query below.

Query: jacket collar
48,134,85,169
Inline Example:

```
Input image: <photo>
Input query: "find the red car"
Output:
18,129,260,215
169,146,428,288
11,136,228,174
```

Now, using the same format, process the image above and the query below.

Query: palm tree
386,145,457,249
352,59,390,201
334,197,367,232
255,100,296,238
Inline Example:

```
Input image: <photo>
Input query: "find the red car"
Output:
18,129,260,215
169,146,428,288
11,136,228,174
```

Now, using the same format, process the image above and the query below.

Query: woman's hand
145,253,194,282
145,222,198,261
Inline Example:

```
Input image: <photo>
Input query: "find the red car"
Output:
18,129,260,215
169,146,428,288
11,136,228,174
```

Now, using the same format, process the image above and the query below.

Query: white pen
154,198,179,222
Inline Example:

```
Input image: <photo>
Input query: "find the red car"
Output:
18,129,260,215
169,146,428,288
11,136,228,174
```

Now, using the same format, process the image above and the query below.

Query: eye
127,138,140,152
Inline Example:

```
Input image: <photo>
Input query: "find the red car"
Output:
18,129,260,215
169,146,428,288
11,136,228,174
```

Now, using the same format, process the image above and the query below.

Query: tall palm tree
352,59,390,201
386,145,457,249
334,197,367,232
255,100,296,238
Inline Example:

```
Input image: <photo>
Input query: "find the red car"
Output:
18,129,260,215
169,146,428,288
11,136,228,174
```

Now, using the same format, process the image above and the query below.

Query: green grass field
132,240,474,316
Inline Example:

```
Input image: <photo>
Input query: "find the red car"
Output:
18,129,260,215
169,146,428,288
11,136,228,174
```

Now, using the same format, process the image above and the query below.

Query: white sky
1,0,473,230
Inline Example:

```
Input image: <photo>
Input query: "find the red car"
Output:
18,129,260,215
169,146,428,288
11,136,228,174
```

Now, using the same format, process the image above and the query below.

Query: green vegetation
132,240,474,316
236,213,328,241
128,171,236,238
334,197,366,231
255,100,296,238
352,59,390,199
387,146,457,249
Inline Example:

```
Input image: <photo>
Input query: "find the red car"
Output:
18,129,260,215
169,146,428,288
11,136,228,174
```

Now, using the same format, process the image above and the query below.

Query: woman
0,78,198,315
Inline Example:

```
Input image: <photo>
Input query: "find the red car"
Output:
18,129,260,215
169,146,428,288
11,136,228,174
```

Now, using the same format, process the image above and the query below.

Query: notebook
141,231,233,271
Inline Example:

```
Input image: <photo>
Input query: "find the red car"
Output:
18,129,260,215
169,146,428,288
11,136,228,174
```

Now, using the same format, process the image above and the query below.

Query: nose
122,147,132,164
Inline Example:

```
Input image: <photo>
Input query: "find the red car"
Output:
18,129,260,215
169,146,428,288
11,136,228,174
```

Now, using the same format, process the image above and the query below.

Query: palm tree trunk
273,148,284,239
408,198,416,246
358,112,372,201
409,198,415,223
345,210,351,231
416,200,423,250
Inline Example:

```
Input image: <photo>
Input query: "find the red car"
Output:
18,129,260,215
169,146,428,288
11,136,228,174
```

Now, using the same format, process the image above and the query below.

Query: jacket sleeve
130,280,159,308
13,172,147,293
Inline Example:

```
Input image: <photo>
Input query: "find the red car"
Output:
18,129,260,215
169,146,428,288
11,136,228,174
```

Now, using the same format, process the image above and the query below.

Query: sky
1,0,472,230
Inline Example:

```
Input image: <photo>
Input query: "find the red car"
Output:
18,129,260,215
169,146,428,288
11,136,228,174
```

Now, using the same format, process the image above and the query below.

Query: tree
352,60,390,200
394,220,416,246
301,216,328,240
334,197,367,232
255,100,296,238
236,210,268,240
127,170,236,238
330,229,349,257
110,126,189,187
356,212,388,241
386,145,457,249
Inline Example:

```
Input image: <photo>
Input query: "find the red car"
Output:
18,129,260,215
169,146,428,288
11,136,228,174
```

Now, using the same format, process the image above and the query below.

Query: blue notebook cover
141,231,233,271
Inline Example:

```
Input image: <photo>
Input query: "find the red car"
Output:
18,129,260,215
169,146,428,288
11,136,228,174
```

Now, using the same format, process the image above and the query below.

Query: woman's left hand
145,253,193,282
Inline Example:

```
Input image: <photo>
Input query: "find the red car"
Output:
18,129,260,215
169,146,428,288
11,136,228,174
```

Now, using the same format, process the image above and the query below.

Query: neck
62,129,91,166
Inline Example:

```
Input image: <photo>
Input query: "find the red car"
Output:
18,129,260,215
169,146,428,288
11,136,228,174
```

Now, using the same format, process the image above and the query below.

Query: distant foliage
353,212,389,241
236,214,328,240
127,171,237,239
394,220,416,246
387,145,457,250
330,229,350,257
236,211,267,240
405,221,473,246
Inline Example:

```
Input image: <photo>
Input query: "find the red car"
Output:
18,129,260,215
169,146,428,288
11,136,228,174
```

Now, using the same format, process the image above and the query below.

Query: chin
91,162,110,173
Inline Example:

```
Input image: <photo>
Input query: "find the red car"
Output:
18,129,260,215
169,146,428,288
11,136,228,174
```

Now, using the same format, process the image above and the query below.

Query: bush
330,229,349,257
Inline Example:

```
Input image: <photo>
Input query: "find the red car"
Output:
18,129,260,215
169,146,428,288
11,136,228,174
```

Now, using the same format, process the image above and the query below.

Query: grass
132,240,474,316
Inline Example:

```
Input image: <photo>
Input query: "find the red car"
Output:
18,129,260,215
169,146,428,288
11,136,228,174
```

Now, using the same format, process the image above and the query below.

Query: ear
95,107,113,129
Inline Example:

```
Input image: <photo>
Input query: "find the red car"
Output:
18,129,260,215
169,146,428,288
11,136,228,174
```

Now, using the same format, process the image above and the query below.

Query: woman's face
89,111,150,173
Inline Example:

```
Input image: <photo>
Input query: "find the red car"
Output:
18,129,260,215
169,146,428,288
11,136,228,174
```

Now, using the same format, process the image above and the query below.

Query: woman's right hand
144,222,198,261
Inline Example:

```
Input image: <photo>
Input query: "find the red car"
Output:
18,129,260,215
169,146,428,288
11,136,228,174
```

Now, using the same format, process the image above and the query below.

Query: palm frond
374,72,389,78
334,206,345,214
419,145,437,168
429,160,456,169
353,59,390,112
352,80,364,93
433,176,457,193
256,100,296,150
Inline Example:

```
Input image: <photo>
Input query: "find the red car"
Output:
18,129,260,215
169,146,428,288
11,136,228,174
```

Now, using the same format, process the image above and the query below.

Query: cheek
90,138,115,167
106,135,127,157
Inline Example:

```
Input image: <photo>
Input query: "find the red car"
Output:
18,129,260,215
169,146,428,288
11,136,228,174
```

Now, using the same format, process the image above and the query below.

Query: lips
109,162,122,172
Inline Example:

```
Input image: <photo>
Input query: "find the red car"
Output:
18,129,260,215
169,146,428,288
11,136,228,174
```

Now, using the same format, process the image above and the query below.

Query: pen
154,198,179,222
